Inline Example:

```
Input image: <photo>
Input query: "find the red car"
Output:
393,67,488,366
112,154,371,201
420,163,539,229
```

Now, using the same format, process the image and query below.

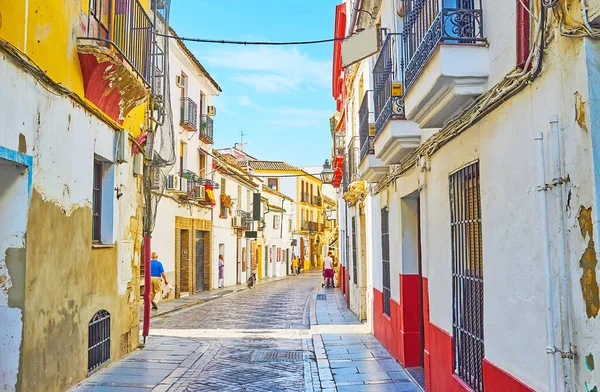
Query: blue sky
169,0,340,167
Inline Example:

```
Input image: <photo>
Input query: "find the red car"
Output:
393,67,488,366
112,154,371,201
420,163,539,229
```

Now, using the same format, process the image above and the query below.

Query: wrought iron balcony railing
359,91,375,163
84,0,153,83
347,136,359,184
312,195,322,206
180,97,198,131
403,0,485,90
373,33,405,136
200,115,214,143
301,221,323,232
301,192,311,204
235,210,252,228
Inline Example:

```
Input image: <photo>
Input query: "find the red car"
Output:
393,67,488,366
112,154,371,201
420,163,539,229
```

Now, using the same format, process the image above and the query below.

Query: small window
273,215,281,229
289,219,292,232
88,309,110,373
268,178,279,190
92,156,115,245
199,151,207,178
92,160,103,242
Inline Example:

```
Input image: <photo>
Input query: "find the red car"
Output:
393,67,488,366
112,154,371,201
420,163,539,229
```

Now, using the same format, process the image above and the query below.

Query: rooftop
169,27,222,93
248,161,300,172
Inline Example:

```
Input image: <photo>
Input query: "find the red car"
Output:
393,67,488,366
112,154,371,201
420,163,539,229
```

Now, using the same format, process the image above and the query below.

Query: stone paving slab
70,273,423,392
142,275,289,320
311,288,423,391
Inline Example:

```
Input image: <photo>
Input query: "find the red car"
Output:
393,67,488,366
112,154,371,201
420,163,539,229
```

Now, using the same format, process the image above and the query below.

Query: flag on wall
205,184,216,206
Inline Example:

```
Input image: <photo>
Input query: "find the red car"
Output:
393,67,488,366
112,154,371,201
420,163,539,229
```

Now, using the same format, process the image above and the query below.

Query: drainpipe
550,116,574,391
536,132,558,392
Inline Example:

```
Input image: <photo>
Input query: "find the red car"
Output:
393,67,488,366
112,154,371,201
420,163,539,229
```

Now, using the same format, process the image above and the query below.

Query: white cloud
201,46,330,93
231,73,301,93
238,95,260,107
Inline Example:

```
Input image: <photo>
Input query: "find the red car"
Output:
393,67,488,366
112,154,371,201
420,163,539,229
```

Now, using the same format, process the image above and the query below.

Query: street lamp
321,159,335,184
325,206,333,219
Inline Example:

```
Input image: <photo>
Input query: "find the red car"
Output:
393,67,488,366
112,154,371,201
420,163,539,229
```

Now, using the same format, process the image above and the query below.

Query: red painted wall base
482,359,535,392
422,278,534,392
372,275,423,368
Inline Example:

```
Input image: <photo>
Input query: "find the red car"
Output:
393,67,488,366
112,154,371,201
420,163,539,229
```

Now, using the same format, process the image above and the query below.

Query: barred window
352,217,358,285
449,162,484,391
381,207,391,316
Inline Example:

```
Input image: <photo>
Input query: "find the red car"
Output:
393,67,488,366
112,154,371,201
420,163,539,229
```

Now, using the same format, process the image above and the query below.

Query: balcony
235,210,252,229
180,97,199,131
200,115,214,144
312,195,322,206
402,0,488,128
301,221,323,233
77,0,152,124
359,91,375,163
347,136,360,184
358,92,387,183
373,33,421,166
301,192,311,204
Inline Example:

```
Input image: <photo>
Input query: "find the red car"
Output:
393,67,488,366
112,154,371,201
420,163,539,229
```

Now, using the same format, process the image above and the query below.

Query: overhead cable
155,32,346,45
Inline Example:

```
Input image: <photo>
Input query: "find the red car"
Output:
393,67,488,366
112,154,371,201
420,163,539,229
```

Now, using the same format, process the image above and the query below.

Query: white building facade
152,36,221,296
333,0,600,391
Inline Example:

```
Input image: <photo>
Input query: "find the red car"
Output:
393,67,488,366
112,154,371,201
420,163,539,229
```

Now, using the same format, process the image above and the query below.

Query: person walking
292,254,299,275
323,252,334,288
218,254,225,288
150,252,168,310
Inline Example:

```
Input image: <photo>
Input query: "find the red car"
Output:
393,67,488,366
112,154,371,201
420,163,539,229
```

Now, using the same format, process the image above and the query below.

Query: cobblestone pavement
71,272,422,392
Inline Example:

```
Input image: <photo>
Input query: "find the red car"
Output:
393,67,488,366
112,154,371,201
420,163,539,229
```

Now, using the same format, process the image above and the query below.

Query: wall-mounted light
115,185,123,200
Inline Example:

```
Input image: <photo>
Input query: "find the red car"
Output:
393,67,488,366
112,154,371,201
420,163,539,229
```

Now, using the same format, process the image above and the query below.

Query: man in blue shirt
150,252,169,310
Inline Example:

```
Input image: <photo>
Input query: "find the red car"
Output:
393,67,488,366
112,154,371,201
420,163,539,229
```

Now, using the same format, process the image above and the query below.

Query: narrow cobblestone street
70,273,421,392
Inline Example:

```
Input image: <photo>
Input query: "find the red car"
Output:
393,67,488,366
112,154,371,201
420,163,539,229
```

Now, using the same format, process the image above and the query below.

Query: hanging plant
221,194,233,214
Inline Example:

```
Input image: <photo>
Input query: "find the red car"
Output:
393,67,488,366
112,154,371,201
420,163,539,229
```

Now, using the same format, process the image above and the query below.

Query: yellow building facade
247,161,325,271
0,1,160,390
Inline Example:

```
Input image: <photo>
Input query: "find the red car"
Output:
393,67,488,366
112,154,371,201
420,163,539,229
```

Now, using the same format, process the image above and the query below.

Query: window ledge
219,215,228,219
92,243,115,249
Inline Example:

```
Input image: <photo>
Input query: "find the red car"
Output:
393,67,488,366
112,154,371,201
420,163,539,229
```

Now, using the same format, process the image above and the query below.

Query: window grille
352,217,358,285
381,207,391,316
88,310,111,373
449,162,484,391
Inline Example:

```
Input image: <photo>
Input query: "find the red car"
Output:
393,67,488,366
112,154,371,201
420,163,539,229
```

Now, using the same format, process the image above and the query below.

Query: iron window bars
402,0,485,91
449,161,484,391
85,0,154,83
373,32,405,136
359,90,375,163
381,207,391,316
352,217,358,285
88,309,111,373
200,115,214,143
180,97,199,131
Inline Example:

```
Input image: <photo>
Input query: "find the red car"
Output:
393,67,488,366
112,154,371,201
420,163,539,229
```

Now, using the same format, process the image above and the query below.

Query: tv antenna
236,130,249,152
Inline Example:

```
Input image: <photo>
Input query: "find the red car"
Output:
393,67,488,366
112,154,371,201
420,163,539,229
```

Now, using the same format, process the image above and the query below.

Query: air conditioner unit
207,106,216,116
175,75,184,88
166,174,178,190
194,185,205,199
232,216,243,228
180,177,189,193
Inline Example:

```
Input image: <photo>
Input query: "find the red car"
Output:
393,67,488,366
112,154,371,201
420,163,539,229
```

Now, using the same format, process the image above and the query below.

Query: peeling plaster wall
0,48,143,391
0,160,28,392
